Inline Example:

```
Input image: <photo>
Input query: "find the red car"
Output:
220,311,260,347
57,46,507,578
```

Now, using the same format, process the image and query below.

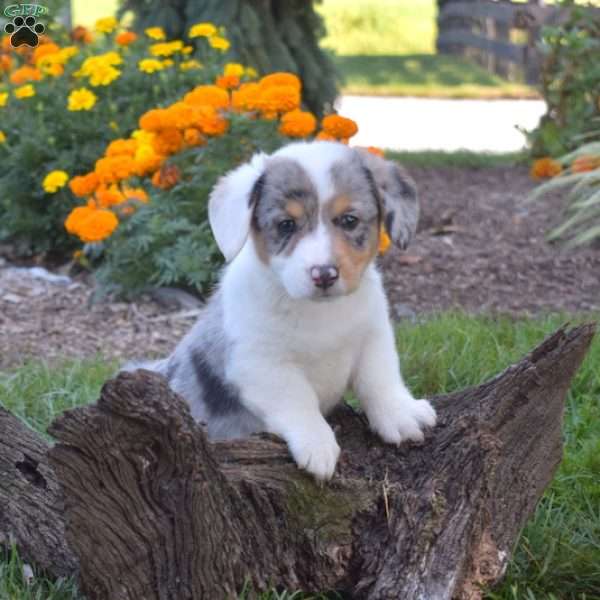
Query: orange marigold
183,127,206,146
69,172,99,197
366,146,385,157
105,138,138,157
76,209,119,242
94,184,125,208
231,82,261,112
183,85,229,109
10,65,42,84
65,205,96,235
279,109,317,138
122,186,149,203
95,155,137,184
139,108,170,132
530,157,562,180
71,25,93,44
315,131,337,142
33,42,60,64
571,155,600,173
152,127,184,155
259,72,301,91
151,165,181,189
193,105,229,136
216,74,240,90
0,54,11,72
257,85,300,115
115,31,138,46
321,115,358,140
165,101,198,129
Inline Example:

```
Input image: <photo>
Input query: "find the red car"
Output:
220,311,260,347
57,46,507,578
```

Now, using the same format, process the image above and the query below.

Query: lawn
316,0,538,99
1,313,599,599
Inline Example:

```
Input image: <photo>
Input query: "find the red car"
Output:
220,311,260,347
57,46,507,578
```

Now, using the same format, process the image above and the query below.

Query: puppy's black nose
310,265,339,289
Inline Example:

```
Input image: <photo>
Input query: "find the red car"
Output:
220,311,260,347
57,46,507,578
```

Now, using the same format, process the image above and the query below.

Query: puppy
126,141,436,480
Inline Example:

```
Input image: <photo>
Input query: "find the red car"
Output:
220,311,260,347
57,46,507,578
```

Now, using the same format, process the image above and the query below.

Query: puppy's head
208,141,418,300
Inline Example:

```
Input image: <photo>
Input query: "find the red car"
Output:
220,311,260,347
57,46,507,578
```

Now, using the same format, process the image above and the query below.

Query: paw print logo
4,16,45,48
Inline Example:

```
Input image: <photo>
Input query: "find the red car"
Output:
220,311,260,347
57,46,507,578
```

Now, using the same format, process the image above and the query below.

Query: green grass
385,149,527,169
1,313,599,599
317,0,538,99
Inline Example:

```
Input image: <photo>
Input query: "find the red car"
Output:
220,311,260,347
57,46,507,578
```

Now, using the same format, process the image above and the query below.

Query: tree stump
0,323,595,599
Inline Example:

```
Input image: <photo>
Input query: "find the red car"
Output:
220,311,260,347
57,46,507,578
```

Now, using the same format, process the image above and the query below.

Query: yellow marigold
162,59,174,68
182,45,193,54
56,46,79,63
43,170,69,193
139,58,165,73
259,72,301,91
216,74,239,90
571,155,600,173
134,143,165,176
189,23,217,38
209,36,230,51
180,59,202,71
78,51,122,75
150,40,184,57
0,131,5,144
69,172,99,197
231,82,261,112
95,155,137,184
530,157,562,180
246,66,258,79
105,138,138,157
94,184,124,208
321,114,358,140
152,127,184,155
14,84,35,99
279,109,317,138
68,88,97,111
224,62,244,77
183,85,229,109
145,27,166,40
41,62,64,77
33,42,60,65
95,16,118,34
10,65,42,84
0,92,7,107
76,209,119,243
183,127,206,147
116,31,138,46
378,228,391,254
258,85,300,115
89,63,121,86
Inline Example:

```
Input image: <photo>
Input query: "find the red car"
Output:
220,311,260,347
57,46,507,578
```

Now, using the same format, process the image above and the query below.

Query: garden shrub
529,0,600,157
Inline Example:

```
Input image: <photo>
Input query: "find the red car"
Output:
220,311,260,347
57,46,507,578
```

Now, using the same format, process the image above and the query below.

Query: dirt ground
1,165,599,370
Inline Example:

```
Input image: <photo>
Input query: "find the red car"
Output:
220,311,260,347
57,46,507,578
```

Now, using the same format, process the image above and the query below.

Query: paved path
337,96,546,153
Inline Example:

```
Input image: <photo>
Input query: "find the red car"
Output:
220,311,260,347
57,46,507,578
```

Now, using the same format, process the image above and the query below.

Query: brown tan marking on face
332,225,379,292
285,199,305,220
328,194,352,219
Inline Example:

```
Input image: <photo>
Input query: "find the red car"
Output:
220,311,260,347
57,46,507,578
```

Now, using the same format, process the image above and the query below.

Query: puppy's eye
278,219,297,236
337,214,359,231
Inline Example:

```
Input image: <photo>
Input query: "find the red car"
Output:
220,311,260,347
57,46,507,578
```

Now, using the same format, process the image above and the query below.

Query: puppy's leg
353,324,436,445
232,365,340,481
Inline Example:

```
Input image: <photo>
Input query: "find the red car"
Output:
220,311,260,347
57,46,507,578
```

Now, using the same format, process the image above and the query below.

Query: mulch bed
1,165,598,370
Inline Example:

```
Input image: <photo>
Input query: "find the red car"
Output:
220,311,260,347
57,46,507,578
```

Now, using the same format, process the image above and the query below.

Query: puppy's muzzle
310,265,339,290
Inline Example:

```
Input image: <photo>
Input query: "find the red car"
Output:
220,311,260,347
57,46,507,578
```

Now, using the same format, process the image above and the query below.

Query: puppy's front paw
370,397,436,446
287,424,341,481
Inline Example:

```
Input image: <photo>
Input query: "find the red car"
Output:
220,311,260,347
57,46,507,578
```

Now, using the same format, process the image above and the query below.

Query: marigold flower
106,138,138,157
189,23,217,38
183,85,229,109
571,155,600,173
33,42,60,65
315,131,337,142
122,187,149,203
95,16,118,34
258,85,300,115
76,209,119,243
89,63,121,86
231,82,261,112
151,164,181,189
69,172,99,197
145,27,166,40
68,88,97,111
180,59,202,71
366,146,385,157
139,108,170,131
279,109,317,138
216,74,240,90
94,184,124,208
0,54,11,72
321,114,358,140
0,92,7,107
162,59,174,68
10,65,42,84
378,228,391,254
41,62,64,77
14,84,35,99
530,157,562,180
150,40,184,57
183,127,206,147
95,155,137,184
259,72,301,91
0,130,5,144
43,170,69,193
209,36,230,51
116,31,138,46
193,105,229,136
152,127,184,155
71,25,93,44
65,205,95,235
224,62,244,77
134,143,165,176
138,58,165,73
164,102,197,129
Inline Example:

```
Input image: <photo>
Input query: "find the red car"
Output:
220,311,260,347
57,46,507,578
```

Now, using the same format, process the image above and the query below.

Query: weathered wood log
0,407,77,576
34,323,592,600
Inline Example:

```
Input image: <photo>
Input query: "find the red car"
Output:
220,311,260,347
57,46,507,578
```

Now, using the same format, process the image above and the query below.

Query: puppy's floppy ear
208,152,268,262
357,149,419,250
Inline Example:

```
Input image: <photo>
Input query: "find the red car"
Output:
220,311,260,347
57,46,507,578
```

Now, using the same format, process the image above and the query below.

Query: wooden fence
437,0,563,84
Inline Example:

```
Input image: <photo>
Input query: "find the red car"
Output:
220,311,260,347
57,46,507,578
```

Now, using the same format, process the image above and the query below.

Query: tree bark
0,323,595,599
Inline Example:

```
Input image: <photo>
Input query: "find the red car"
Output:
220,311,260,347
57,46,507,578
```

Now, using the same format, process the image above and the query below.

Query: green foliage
0,21,228,259
1,313,599,598
528,0,600,157
528,142,600,246
119,0,339,114
93,116,291,298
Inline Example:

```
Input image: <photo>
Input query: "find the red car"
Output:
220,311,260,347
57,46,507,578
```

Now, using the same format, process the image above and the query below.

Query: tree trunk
0,323,595,599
